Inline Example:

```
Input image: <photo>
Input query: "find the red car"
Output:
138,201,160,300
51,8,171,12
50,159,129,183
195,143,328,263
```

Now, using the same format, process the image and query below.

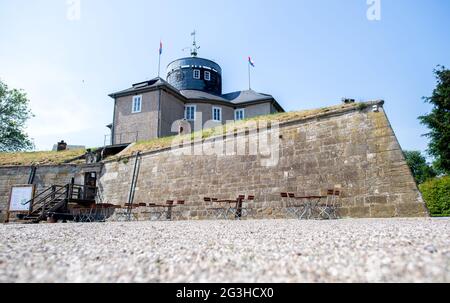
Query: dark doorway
84,172,97,201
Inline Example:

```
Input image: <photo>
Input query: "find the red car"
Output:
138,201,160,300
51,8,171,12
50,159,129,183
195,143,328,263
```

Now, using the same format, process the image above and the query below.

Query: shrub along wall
419,176,450,217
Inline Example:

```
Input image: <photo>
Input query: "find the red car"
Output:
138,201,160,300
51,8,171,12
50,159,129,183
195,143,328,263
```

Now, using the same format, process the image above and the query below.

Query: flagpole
158,40,162,78
158,53,161,78
248,61,251,90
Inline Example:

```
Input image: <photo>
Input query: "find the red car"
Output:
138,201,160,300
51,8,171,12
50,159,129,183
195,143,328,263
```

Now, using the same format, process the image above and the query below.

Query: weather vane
183,30,200,57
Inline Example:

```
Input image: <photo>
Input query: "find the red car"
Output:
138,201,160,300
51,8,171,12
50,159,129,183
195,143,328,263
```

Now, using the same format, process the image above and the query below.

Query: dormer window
132,95,142,113
193,69,200,79
204,71,211,81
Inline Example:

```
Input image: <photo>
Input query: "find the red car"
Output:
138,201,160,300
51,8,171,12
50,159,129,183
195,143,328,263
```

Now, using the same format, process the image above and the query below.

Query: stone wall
0,102,428,222
99,102,428,219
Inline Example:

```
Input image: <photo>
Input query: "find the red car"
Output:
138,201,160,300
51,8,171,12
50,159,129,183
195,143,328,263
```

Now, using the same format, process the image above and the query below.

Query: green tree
404,150,436,184
0,80,34,152
419,66,450,174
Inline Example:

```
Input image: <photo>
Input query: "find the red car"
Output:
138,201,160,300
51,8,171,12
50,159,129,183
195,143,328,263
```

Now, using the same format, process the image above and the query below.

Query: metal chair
227,195,247,220
315,189,342,220
80,207,96,222
329,189,342,219
244,195,256,217
96,203,116,222
116,204,139,222
162,200,175,221
317,190,334,220
72,206,83,222
170,200,186,220
281,193,304,219
141,203,163,221
94,204,106,222
205,197,229,220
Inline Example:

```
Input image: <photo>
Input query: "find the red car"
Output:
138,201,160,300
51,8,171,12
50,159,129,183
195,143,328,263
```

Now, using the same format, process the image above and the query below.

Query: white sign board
9,186,34,212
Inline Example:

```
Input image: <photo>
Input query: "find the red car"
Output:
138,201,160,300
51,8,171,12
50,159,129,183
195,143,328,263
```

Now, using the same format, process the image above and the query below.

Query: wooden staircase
20,184,96,223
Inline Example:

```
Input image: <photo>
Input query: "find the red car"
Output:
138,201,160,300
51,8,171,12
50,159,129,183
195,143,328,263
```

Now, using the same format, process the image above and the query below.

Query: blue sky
0,0,449,154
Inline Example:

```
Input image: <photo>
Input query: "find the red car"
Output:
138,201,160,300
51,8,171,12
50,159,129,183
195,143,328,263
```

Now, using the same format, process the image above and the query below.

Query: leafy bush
357,103,369,111
419,176,450,217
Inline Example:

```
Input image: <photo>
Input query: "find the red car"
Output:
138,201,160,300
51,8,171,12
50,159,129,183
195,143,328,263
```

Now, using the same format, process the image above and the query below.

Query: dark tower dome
166,57,222,95
166,31,222,95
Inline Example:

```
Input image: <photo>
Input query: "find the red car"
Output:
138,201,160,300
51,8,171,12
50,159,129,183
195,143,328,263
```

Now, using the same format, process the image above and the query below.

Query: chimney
57,140,67,152
342,98,356,104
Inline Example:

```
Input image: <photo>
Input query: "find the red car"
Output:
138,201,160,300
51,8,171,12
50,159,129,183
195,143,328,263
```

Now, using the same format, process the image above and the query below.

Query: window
204,71,211,81
235,108,245,121
185,105,196,121
193,69,200,79
175,70,184,81
212,106,222,122
132,95,142,113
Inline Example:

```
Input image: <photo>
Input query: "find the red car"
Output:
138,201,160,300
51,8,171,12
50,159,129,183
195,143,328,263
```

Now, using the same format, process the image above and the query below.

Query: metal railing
104,131,140,146
22,185,68,220
22,184,98,221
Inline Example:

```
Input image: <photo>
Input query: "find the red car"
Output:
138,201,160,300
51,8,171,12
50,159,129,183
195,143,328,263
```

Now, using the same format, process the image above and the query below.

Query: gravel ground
0,218,449,283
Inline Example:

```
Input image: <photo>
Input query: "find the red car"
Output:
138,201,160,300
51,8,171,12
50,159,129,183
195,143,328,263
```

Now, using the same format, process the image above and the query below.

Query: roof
222,90,274,104
180,90,228,102
109,77,284,111
109,77,180,98
179,89,278,106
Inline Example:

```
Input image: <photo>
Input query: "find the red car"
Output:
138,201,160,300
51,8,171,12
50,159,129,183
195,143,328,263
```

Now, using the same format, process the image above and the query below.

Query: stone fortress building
108,37,284,145
0,36,429,223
